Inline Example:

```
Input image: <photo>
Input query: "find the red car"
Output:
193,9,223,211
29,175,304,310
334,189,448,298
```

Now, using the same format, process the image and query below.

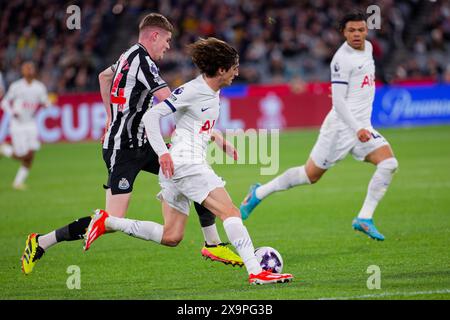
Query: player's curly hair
188,38,239,77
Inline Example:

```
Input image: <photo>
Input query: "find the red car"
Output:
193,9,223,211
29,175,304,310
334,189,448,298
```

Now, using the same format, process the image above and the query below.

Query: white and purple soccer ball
254,246,284,273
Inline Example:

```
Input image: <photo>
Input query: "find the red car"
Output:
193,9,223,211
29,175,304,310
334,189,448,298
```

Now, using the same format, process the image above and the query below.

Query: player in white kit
240,12,399,241
84,37,293,285
0,62,50,190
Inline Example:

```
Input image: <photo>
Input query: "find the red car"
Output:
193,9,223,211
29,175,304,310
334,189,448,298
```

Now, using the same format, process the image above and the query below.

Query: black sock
194,202,216,228
55,216,92,242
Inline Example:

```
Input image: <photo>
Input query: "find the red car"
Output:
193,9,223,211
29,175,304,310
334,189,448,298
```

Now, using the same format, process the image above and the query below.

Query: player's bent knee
378,157,399,173
162,229,184,247
306,171,322,184
215,206,240,221
162,235,183,247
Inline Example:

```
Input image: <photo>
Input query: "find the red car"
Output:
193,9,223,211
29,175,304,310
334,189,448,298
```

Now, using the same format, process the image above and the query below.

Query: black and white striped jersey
103,43,168,150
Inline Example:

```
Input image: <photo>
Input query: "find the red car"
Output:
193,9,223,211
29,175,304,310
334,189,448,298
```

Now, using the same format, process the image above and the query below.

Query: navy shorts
102,143,159,195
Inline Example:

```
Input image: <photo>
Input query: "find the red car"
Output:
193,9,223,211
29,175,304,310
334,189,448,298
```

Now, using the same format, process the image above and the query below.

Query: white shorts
310,117,389,169
10,121,40,157
157,164,226,215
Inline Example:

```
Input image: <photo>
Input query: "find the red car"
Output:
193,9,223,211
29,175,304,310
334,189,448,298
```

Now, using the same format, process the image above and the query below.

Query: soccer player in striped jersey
240,11,399,241
20,14,241,275
84,38,294,285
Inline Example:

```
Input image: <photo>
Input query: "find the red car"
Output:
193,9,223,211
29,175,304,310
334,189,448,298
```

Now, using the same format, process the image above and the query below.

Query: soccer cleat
201,242,244,267
352,218,385,241
21,233,45,275
0,144,10,158
240,183,261,220
83,209,109,251
13,183,28,191
249,270,293,285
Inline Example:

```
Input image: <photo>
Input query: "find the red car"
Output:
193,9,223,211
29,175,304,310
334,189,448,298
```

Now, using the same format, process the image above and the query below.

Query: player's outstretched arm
211,129,238,160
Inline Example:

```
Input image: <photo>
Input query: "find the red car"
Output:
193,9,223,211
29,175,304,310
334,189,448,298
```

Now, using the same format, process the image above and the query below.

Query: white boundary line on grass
318,289,450,300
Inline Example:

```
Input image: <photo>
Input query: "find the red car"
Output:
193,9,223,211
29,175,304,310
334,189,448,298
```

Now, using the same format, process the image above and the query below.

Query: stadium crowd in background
0,0,449,94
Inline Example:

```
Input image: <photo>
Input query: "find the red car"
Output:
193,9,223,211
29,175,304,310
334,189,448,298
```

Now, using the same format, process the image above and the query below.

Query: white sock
256,166,311,200
202,224,222,245
1,144,13,157
14,166,29,186
223,217,262,275
105,216,163,243
358,158,398,219
38,231,57,250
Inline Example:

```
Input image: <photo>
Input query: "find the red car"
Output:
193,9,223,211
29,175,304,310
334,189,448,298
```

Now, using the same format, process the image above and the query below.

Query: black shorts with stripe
102,143,159,195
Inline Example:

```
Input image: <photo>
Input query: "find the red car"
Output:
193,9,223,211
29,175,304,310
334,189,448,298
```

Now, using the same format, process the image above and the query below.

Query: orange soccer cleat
248,270,294,285
83,209,109,251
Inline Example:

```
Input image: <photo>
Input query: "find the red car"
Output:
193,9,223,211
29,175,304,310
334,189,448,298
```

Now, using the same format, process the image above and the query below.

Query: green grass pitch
0,126,449,300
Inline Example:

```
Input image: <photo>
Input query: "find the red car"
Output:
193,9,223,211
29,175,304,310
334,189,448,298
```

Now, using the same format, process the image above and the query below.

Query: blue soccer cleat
352,218,385,241
240,183,262,220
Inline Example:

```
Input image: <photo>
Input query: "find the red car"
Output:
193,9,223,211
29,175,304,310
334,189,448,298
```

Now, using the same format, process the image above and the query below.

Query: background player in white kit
0,62,50,190
240,11,399,241
84,37,294,285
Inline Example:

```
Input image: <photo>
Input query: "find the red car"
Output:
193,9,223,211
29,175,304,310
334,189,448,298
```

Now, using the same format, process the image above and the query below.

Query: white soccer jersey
1,78,49,123
330,40,376,129
154,75,220,165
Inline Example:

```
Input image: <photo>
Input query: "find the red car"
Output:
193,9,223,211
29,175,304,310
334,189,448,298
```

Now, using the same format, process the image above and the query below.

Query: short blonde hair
139,13,174,33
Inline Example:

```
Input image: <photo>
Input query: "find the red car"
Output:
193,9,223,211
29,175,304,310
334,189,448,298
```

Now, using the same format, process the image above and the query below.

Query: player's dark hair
339,11,367,32
188,37,239,77
139,13,174,33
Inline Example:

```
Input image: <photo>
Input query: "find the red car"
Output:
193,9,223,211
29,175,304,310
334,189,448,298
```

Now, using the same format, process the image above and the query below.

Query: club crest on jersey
173,87,184,95
118,178,130,190
334,62,340,72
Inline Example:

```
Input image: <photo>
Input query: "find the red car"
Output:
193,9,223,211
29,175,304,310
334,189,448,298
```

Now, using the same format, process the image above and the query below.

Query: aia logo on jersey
361,74,375,88
199,120,216,134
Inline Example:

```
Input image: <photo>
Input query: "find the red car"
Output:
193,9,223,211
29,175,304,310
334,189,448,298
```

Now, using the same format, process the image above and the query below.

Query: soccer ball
254,246,283,273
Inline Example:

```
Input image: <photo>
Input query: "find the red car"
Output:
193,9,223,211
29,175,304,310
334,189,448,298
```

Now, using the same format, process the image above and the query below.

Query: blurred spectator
0,0,114,93
1,0,448,93
395,0,450,83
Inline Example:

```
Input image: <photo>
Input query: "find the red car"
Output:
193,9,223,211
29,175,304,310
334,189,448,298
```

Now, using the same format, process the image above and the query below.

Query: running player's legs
202,186,293,283
103,148,142,217
202,187,239,221
105,190,131,218
240,123,352,219
351,130,398,240
140,144,218,238
9,122,39,189
305,157,327,183
364,144,395,165
11,122,31,158
160,199,188,246
23,148,140,263
96,170,191,248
